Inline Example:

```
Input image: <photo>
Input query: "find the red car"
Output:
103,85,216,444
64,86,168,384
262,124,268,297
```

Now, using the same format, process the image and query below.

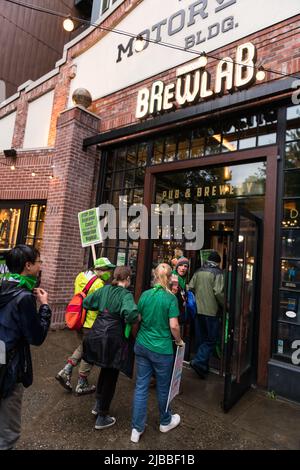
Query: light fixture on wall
31,171,36,177
63,15,75,32
198,52,208,68
3,148,17,158
134,35,146,53
256,65,266,82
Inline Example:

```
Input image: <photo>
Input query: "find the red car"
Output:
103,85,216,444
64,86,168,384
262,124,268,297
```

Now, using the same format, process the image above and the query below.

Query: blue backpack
186,291,197,320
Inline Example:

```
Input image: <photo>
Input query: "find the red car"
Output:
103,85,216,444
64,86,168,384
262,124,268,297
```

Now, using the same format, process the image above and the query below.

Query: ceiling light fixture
63,15,75,32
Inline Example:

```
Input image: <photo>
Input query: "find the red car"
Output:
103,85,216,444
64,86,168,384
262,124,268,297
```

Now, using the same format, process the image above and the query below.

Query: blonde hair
154,263,173,294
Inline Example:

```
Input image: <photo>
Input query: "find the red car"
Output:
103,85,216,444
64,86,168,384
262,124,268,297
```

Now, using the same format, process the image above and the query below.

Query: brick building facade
1,0,300,406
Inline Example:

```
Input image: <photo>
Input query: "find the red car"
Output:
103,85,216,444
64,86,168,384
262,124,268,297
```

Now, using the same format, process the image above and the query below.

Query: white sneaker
159,414,181,433
130,428,144,443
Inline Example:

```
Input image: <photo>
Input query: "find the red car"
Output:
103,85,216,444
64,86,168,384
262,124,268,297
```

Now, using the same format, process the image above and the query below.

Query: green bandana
1,273,37,291
153,284,164,291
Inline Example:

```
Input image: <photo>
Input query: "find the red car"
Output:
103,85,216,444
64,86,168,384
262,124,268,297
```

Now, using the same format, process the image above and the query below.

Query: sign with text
166,344,186,411
78,208,102,248
136,42,262,119
69,0,300,105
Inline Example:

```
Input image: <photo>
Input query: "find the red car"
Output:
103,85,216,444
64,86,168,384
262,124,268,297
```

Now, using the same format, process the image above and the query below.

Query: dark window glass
112,171,124,190
135,168,145,187
285,141,300,169
205,134,221,155
286,128,300,143
281,259,300,290
126,145,137,168
106,150,116,172
257,110,277,146
137,143,148,166
133,188,144,205
283,200,300,229
104,174,112,190
102,190,110,204
221,120,238,153
124,170,135,189
115,148,126,170
152,138,164,164
282,230,300,259
165,136,177,162
177,135,190,160
278,291,300,325
284,171,300,197
190,129,205,158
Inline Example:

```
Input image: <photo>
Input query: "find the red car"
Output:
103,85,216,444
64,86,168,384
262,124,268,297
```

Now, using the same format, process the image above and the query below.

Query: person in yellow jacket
55,257,115,395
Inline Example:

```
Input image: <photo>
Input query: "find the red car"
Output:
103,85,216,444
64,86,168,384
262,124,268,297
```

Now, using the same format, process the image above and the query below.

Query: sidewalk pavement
15,330,300,450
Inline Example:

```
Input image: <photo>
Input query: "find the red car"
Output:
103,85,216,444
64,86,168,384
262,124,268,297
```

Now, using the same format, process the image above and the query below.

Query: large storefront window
152,161,266,266
274,104,300,367
0,208,21,250
147,110,277,164
0,201,47,255
101,143,147,288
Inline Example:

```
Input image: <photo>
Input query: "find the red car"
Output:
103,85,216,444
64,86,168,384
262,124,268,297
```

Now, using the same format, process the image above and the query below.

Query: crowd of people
0,244,224,450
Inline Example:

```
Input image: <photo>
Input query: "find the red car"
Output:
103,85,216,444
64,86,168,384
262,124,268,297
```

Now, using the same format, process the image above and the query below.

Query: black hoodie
0,279,51,398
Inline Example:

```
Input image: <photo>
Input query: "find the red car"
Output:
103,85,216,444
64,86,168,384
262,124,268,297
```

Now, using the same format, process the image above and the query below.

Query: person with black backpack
0,245,51,450
188,251,224,379
55,257,115,395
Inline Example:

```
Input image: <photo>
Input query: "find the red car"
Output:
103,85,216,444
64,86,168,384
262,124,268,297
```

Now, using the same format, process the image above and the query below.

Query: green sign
78,208,102,248
117,251,126,266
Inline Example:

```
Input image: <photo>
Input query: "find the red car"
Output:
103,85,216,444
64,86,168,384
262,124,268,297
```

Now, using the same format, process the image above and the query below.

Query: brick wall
41,107,101,327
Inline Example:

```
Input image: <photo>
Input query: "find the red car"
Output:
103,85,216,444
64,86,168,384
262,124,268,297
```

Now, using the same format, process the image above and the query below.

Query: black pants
96,368,120,416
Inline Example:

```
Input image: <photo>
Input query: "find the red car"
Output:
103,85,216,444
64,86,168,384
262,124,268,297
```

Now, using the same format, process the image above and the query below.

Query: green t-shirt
137,285,179,355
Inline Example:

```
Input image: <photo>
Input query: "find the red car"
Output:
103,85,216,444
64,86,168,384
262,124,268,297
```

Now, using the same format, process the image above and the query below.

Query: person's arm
168,295,184,346
82,289,101,311
18,289,52,346
121,292,139,325
187,274,195,293
214,273,225,307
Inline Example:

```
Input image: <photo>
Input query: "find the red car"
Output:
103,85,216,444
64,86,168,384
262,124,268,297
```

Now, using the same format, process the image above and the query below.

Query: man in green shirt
188,251,224,379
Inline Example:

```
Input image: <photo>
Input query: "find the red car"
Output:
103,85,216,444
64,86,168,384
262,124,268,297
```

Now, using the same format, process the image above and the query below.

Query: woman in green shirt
131,263,184,444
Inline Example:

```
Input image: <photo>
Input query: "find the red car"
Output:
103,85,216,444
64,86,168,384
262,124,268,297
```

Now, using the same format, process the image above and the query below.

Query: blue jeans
132,343,174,432
193,315,220,372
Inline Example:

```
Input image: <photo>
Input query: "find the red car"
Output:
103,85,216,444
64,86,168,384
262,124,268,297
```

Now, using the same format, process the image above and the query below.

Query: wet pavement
15,330,300,450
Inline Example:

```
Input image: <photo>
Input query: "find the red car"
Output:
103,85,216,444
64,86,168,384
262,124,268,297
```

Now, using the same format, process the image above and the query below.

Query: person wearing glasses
56,257,115,395
0,245,51,450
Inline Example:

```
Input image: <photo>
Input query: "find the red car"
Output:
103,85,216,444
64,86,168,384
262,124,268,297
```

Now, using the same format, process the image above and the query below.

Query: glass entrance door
223,204,261,412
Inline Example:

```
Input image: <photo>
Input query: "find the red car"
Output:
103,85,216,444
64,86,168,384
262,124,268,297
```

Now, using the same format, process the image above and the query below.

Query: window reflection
25,204,46,249
0,208,21,250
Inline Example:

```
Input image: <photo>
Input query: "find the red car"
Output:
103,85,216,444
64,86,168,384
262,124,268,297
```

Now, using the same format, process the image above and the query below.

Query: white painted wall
23,90,54,149
0,111,16,151
68,0,300,105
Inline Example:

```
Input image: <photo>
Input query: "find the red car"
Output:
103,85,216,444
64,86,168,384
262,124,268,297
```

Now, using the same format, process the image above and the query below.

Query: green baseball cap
94,257,115,269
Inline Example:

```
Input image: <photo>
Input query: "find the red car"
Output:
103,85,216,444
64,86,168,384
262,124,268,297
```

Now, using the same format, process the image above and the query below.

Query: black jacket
82,286,138,375
0,279,52,398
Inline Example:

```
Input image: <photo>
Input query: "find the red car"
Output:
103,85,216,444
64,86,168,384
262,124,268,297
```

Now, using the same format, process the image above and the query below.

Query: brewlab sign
136,42,260,119
68,0,300,105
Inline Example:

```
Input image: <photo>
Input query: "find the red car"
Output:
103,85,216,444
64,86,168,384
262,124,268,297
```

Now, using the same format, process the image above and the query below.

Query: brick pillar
41,106,101,327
